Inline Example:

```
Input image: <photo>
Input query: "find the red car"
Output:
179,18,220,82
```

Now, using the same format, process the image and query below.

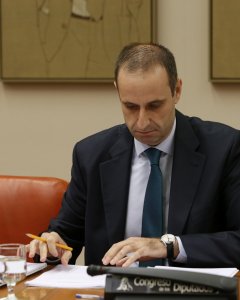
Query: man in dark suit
28,43,240,268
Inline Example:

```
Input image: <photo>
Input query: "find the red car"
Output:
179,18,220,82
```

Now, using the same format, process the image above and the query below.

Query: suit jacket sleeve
174,115,240,268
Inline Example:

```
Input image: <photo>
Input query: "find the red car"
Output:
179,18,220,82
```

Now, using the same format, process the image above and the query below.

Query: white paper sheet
154,266,239,277
25,265,106,288
26,262,47,276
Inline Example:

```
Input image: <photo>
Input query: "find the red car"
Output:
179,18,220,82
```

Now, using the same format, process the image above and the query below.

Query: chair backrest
0,175,68,244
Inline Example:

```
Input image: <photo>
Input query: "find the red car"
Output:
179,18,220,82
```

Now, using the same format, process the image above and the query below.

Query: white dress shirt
124,119,186,263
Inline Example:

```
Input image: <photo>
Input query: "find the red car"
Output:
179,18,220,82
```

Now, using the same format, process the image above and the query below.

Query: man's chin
135,136,159,146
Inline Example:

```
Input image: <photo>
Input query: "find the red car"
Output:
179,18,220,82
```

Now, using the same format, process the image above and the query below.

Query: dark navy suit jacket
49,110,240,267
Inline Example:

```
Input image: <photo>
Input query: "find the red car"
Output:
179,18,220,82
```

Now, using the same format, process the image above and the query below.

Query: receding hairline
117,44,166,74
114,43,178,96
116,64,168,83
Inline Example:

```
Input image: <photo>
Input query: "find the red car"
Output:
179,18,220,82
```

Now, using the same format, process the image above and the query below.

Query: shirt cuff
173,236,187,263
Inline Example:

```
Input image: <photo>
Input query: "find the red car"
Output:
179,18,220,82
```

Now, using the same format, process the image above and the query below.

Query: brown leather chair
0,175,68,244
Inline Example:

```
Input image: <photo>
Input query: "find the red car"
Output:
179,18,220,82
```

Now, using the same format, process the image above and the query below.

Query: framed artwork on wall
0,0,157,82
210,0,240,82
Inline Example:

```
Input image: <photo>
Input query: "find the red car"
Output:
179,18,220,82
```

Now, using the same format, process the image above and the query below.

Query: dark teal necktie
140,147,163,267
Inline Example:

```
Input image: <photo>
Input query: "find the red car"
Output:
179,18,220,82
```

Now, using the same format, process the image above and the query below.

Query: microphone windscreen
87,265,110,276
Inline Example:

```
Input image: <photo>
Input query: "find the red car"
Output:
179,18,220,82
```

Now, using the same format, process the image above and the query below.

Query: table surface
0,268,239,300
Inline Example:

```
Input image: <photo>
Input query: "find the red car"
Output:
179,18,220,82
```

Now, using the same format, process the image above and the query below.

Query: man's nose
137,109,150,129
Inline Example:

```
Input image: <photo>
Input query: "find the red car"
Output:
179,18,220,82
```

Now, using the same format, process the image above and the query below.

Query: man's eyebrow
121,99,166,108
121,100,138,105
146,99,166,105
122,99,164,103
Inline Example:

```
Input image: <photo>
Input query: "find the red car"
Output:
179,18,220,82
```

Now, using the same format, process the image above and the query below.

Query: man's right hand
27,231,72,265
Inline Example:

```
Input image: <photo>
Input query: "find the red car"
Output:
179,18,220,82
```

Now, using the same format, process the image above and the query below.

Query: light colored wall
158,0,240,129
0,83,123,179
1,0,240,264
1,0,240,180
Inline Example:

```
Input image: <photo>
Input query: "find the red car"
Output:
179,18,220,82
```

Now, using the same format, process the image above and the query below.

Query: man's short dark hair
114,43,178,96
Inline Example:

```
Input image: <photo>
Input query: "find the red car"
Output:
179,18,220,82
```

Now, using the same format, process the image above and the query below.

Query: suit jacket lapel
168,111,206,234
100,126,133,246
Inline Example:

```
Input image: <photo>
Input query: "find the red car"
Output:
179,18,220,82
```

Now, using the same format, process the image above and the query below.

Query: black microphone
87,265,117,276
87,264,237,291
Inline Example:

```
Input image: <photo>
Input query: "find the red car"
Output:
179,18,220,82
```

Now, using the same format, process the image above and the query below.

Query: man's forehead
119,64,165,76
117,65,169,88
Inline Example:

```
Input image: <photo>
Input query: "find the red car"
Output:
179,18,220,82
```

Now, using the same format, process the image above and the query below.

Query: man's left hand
102,237,167,267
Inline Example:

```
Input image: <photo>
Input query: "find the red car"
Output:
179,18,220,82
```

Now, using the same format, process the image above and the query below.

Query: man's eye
125,104,138,110
148,102,162,109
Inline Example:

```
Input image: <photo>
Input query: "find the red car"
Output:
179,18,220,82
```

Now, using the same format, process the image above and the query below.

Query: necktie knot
145,148,161,165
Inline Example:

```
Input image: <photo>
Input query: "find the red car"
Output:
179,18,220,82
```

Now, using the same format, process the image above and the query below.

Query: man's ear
174,78,182,104
114,81,117,89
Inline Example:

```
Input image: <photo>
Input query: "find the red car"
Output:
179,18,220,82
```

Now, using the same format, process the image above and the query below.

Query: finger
46,240,59,257
109,245,133,265
121,251,142,267
28,239,40,258
41,233,59,257
38,241,49,262
112,239,155,267
102,241,127,265
121,239,165,266
102,237,144,265
60,251,72,265
115,256,128,267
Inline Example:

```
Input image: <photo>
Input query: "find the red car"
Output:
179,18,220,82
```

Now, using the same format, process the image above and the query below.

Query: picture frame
210,0,240,82
0,0,157,82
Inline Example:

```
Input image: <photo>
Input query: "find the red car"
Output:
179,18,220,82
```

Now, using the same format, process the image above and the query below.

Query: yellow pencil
26,233,73,251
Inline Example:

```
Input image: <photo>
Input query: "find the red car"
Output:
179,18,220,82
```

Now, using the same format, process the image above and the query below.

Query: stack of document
25,265,106,288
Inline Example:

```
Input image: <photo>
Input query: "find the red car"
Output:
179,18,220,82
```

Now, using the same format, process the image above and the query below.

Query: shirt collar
134,118,176,157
